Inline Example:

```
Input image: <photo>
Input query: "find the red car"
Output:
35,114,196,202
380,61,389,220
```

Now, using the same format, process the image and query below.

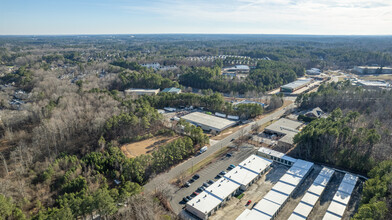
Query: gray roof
281,79,312,90
265,118,303,135
181,112,236,131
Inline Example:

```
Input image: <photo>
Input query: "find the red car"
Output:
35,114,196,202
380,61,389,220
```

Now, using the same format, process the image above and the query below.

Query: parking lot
170,144,257,214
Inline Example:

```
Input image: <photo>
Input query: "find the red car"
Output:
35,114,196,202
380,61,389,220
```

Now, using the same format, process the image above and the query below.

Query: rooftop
161,87,181,93
125,88,160,93
181,112,236,131
257,147,297,163
265,118,303,135
281,78,313,90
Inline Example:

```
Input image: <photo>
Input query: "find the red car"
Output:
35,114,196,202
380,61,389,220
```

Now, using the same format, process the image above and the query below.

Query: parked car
246,200,252,206
203,182,209,187
192,174,200,179
189,178,195,183
207,180,214,185
231,138,235,142
197,187,204,192
219,171,227,175
229,164,236,169
184,181,191,187
192,192,199,197
215,174,222,179
200,186,206,191
226,153,232,157
186,196,192,201
183,197,190,202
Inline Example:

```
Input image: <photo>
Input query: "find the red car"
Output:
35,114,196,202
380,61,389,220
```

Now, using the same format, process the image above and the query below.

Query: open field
358,74,392,81
121,135,178,158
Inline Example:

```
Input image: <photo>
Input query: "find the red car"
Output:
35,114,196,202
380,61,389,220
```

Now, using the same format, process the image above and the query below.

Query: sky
1,0,392,35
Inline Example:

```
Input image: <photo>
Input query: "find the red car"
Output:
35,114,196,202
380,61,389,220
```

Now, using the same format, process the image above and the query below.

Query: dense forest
1,35,392,219
179,61,304,94
295,82,392,219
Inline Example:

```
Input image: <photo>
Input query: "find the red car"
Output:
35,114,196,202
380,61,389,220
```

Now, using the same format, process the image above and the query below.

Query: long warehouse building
185,154,272,220
322,173,358,220
288,167,335,220
280,78,313,93
181,112,237,133
236,159,314,220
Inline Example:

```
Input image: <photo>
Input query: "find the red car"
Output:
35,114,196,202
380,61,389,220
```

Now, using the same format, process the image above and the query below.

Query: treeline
139,92,264,119
113,71,179,91
294,109,380,173
353,160,392,220
179,60,304,94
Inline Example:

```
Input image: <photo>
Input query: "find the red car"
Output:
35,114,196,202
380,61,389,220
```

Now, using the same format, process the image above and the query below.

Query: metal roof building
161,87,181,94
322,173,358,220
288,167,335,220
280,79,313,93
257,147,297,166
186,155,272,220
263,118,304,147
237,159,314,220
181,112,237,133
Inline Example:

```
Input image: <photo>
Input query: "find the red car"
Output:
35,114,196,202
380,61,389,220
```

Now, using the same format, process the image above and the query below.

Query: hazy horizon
1,0,392,35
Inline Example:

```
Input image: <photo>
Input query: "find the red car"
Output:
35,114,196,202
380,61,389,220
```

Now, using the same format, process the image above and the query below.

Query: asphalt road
144,104,295,194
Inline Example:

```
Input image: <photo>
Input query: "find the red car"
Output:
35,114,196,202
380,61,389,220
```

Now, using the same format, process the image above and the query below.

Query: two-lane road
144,104,295,193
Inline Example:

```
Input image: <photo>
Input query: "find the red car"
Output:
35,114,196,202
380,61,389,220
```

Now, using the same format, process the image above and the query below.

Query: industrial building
185,155,273,220
236,159,314,220
353,66,392,74
181,112,237,133
233,100,265,108
357,80,390,89
264,118,304,148
257,147,297,166
322,173,358,220
306,68,321,75
288,167,335,220
161,87,181,94
280,79,313,93
124,88,160,96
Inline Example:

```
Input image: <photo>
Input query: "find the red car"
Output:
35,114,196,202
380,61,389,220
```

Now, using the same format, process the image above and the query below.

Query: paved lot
144,104,295,194
171,144,257,214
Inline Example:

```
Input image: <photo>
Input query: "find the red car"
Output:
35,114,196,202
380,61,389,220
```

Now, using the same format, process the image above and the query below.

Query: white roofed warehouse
280,79,313,93
181,112,237,133
185,155,272,220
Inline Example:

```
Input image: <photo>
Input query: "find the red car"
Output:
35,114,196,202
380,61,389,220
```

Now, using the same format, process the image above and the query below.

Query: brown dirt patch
121,135,179,158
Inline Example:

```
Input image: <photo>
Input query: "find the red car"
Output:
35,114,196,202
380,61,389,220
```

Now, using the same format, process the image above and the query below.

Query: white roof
188,154,271,216
332,191,352,205
264,190,289,205
258,147,297,163
327,201,347,218
280,173,303,187
307,183,326,196
301,193,319,206
272,181,296,196
292,159,314,171
181,112,236,131
290,202,313,220
337,181,356,195
322,211,342,220
254,198,281,217
237,209,271,220
342,173,358,185
225,155,272,186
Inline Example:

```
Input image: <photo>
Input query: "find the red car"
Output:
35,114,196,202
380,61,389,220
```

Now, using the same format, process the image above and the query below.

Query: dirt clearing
121,135,178,158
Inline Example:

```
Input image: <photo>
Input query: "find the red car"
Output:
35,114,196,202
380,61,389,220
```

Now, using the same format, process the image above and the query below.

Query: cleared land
121,135,178,158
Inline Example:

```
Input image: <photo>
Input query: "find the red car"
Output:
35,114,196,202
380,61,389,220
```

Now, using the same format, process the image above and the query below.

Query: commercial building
264,118,304,148
288,167,335,220
357,80,390,89
233,100,265,108
124,88,160,96
353,66,392,74
280,79,313,93
322,173,358,220
257,147,297,166
306,68,321,75
185,155,272,220
236,159,314,220
304,107,325,118
161,87,181,94
181,112,237,133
